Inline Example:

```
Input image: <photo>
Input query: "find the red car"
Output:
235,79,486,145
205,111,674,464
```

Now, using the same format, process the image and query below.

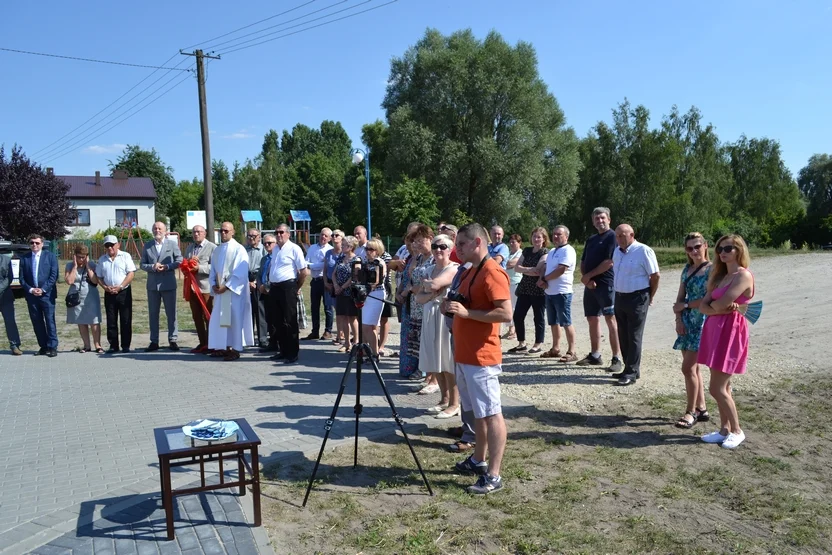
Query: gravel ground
384,253,831,413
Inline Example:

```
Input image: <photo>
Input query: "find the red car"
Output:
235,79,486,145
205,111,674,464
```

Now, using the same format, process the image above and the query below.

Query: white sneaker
701,431,728,444
721,431,746,449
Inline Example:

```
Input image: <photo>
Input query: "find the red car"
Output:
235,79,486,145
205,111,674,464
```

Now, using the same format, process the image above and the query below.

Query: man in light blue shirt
303,228,333,340
487,225,509,268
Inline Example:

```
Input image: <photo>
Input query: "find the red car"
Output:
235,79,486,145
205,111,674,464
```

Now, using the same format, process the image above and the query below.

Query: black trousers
309,277,333,335
262,291,278,349
270,280,299,358
104,287,132,350
250,287,268,346
614,289,650,378
513,294,546,344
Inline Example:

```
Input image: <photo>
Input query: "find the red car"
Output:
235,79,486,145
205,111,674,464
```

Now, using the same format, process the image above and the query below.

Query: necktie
33,253,39,288
194,244,201,255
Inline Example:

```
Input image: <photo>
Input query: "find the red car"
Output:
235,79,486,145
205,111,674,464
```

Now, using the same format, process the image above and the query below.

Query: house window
116,209,139,229
71,209,91,226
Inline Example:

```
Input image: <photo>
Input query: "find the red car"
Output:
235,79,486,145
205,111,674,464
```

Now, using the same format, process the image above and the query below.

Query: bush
91,226,153,243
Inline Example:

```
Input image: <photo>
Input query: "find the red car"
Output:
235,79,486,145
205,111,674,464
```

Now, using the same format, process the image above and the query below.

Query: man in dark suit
0,253,22,355
140,221,183,351
19,234,59,357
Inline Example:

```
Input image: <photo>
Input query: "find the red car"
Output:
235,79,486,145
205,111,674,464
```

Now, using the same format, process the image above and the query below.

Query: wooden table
153,418,261,540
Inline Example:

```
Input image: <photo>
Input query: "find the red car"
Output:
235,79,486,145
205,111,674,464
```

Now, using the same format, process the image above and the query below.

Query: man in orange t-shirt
443,223,512,495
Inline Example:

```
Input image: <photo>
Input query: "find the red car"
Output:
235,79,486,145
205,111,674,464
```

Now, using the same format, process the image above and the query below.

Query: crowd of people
0,208,756,493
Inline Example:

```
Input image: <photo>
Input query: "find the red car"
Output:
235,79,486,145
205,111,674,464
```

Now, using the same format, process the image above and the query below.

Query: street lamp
351,147,371,237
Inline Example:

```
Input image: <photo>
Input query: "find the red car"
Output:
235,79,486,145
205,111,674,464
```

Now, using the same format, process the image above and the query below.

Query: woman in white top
502,233,523,340
414,234,459,417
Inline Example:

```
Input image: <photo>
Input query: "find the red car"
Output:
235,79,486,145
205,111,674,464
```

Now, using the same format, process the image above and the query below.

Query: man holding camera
443,223,512,495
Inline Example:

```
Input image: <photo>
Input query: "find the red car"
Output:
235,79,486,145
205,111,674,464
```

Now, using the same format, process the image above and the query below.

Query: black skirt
336,295,357,317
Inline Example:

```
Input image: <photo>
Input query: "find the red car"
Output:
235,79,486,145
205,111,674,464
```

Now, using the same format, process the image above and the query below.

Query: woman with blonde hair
414,234,459,417
697,234,754,449
360,238,388,359
65,245,104,353
672,232,712,428
333,235,360,352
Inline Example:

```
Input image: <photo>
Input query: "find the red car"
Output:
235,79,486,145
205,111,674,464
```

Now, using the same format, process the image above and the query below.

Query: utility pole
181,49,220,239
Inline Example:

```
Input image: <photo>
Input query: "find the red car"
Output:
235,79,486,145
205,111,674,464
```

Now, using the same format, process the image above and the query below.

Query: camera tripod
302,294,434,506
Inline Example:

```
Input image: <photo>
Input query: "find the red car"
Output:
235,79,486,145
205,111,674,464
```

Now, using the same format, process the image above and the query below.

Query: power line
35,56,193,160
199,0,351,52
31,52,183,157
218,0,398,56
40,66,195,166
182,0,318,51
0,47,193,71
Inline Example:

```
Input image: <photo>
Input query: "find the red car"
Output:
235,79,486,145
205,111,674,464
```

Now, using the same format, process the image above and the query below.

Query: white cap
103,235,118,245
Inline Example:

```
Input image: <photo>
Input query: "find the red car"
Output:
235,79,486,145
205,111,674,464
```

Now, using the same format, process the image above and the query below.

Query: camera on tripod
349,258,382,303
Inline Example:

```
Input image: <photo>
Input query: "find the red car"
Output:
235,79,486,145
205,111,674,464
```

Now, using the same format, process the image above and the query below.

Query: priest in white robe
208,222,254,360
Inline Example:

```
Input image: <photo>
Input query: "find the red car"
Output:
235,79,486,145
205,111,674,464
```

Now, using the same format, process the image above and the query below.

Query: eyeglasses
264,241,276,245
247,234,258,238
716,245,736,254
275,231,286,235
220,229,233,234
333,234,341,238
193,230,205,234
431,243,450,251
104,243,116,248
29,241,42,245
366,247,376,252
685,244,703,252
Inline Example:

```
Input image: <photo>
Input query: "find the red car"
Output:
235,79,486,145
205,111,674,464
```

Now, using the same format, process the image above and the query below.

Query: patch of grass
749,456,791,474
619,514,691,552
649,393,687,414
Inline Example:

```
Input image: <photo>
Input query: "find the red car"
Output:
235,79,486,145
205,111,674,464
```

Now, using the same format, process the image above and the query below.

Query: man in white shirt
303,227,333,341
610,224,660,386
268,223,309,364
353,225,368,260
96,235,136,353
538,225,578,361
207,222,253,361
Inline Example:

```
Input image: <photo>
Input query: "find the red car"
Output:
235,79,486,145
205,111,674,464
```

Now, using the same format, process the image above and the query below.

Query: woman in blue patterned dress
672,232,712,428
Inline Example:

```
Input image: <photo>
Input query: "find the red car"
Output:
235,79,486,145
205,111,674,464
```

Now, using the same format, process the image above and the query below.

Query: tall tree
383,28,581,231
798,154,832,244
109,145,176,219
0,145,74,240
168,178,204,233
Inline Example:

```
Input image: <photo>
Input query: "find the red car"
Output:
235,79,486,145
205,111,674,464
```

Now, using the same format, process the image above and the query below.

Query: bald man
610,224,660,386
140,221,183,351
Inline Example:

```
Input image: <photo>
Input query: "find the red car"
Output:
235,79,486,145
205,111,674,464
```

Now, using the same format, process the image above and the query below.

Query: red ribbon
182,258,211,321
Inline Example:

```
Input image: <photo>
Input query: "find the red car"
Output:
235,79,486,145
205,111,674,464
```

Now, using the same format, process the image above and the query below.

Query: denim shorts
545,293,573,327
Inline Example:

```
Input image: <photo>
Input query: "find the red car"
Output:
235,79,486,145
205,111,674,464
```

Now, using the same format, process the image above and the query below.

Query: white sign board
186,210,207,230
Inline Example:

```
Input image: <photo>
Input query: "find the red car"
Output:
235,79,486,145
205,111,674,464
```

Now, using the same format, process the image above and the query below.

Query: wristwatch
684,302,689,309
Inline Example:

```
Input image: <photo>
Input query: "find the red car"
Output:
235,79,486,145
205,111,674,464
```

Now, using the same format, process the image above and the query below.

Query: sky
1,0,829,182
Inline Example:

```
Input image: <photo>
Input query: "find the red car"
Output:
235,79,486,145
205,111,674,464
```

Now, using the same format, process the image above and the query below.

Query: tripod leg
302,348,358,507
366,354,434,496
354,344,365,468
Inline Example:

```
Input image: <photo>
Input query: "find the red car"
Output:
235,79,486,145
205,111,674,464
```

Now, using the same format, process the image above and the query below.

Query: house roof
58,175,157,199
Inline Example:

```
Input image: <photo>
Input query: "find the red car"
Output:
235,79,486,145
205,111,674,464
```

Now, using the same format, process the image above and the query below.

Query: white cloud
82,143,127,155
221,130,254,140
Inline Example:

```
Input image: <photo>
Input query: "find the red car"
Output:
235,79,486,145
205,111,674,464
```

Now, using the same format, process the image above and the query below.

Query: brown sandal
223,349,240,361
540,349,562,358
558,352,578,363
447,441,475,453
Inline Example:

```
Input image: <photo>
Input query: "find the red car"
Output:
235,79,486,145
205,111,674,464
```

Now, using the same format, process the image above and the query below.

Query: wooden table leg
219,451,224,484
238,449,245,496
160,457,175,540
251,446,261,526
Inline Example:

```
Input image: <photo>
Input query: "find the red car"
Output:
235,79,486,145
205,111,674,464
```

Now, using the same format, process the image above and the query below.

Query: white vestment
208,239,254,351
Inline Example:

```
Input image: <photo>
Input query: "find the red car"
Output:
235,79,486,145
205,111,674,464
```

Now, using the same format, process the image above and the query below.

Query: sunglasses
247,234,258,238
264,241,276,245
685,244,703,252
431,243,450,251
220,229,233,234
716,245,736,254
366,247,376,252
275,231,286,235
104,243,116,248
29,241,42,245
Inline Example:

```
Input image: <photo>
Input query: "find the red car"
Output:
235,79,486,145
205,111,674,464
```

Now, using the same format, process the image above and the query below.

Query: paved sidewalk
0,336,527,554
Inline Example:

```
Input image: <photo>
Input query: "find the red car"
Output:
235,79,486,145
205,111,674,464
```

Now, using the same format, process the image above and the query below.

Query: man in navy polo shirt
577,207,623,372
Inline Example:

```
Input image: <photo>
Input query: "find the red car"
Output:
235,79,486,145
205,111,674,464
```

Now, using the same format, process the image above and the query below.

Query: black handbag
65,290,80,308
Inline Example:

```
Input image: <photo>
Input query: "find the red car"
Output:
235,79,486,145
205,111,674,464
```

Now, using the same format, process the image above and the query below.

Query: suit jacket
140,239,183,292
246,244,266,282
184,240,216,294
19,249,59,302
0,254,12,298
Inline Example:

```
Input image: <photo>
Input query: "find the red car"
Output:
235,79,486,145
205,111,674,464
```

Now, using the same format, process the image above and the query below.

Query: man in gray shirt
0,253,22,355
246,228,269,347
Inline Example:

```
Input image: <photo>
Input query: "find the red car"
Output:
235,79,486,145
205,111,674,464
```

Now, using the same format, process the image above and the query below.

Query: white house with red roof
55,169,157,236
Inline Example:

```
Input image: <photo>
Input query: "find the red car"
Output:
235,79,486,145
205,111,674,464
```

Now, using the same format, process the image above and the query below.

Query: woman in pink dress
697,234,754,449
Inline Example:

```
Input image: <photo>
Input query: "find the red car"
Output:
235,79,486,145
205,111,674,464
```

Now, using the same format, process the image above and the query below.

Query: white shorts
361,288,385,326
454,363,502,419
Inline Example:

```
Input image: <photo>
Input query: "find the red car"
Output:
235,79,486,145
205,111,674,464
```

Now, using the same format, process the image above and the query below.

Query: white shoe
701,431,728,444
721,431,746,449
426,404,448,414
417,384,440,395
435,406,461,419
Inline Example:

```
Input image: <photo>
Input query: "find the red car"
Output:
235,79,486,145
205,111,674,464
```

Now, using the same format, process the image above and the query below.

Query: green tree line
6,28,830,246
